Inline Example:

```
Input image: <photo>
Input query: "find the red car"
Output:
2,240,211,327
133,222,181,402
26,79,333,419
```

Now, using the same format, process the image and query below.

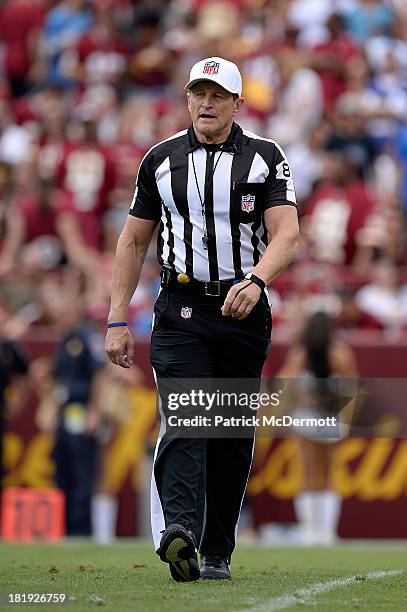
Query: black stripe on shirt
163,204,175,267
230,146,256,277
169,146,193,276
204,149,220,281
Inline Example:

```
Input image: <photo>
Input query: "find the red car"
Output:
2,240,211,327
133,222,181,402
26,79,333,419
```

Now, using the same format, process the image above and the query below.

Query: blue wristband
107,322,128,328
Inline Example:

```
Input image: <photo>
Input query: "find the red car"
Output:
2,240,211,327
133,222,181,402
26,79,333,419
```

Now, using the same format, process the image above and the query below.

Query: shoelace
203,555,229,568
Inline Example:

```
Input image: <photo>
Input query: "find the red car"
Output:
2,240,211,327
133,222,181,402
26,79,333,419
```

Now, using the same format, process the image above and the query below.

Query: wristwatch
244,273,266,291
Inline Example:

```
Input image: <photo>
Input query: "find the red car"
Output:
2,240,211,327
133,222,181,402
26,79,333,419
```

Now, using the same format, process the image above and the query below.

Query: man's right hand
105,326,135,368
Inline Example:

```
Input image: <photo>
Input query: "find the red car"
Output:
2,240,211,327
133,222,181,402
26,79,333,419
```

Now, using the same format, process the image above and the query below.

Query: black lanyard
191,148,224,250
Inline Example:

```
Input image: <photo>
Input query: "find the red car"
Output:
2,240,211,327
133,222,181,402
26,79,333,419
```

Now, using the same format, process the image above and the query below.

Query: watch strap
245,273,266,291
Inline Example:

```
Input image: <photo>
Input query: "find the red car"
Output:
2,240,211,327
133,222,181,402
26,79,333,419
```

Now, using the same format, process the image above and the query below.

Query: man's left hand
221,280,262,320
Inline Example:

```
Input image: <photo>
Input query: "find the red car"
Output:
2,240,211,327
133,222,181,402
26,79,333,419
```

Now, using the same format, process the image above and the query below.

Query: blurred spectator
285,121,329,206
302,154,374,264
346,0,394,43
31,293,106,536
0,178,63,276
287,0,334,47
92,361,144,544
266,49,323,148
36,87,68,180
0,0,406,344
0,307,29,483
367,46,407,150
325,92,376,178
0,163,15,276
355,259,407,332
354,208,407,272
72,7,130,87
336,288,383,330
56,117,115,267
0,101,35,166
365,15,407,74
0,175,105,276
395,123,407,215
0,0,45,97
129,8,174,91
277,262,343,336
41,0,94,88
309,12,361,112
339,54,407,153
78,84,120,144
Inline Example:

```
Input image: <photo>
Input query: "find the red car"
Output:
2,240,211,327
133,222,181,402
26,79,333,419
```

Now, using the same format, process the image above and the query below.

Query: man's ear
186,91,192,113
233,97,245,116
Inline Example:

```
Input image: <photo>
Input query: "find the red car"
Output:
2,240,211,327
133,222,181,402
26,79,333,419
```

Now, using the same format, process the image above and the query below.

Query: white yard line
244,569,403,611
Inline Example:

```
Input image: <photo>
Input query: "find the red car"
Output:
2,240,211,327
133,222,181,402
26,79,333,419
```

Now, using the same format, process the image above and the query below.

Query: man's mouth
199,113,216,119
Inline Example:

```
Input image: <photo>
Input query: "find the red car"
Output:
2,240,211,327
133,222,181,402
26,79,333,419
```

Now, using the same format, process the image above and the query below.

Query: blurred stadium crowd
1,0,407,338
2,0,407,542
0,0,407,335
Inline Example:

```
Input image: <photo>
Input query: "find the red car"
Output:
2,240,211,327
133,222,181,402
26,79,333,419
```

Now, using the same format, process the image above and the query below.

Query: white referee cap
185,57,242,97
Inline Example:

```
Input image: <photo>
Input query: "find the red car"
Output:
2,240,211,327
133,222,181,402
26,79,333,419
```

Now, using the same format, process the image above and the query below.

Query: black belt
160,269,243,297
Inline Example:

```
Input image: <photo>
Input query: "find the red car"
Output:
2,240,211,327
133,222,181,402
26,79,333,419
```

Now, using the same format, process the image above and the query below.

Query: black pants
150,287,271,557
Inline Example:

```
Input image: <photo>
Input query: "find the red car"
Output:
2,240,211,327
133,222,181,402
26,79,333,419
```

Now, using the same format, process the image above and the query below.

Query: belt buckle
204,281,221,297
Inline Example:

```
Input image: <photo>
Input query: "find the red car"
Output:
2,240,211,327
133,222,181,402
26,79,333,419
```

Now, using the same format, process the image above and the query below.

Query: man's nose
201,95,214,107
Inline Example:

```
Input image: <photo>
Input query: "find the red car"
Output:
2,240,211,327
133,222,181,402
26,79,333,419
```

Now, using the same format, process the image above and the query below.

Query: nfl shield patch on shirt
181,306,192,319
241,194,255,212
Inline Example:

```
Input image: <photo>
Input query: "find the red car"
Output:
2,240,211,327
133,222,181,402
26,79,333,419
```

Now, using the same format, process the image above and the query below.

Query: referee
105,57,299,581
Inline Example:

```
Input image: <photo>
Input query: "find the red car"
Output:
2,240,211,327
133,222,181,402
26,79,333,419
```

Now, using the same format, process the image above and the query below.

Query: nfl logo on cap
241,194,255,213
181,306,192,319
185,56,242,97
203,60,220,75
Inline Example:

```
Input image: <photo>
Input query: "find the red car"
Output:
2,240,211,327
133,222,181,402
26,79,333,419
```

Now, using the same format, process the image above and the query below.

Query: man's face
187,81,243,140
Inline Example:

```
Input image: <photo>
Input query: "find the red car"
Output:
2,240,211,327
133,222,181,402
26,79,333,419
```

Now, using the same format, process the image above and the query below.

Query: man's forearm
252,230,298,286
108,230,148,323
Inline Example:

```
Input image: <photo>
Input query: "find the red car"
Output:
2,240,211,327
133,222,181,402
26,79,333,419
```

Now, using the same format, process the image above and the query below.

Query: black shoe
157,524,200,582
200,555,231,580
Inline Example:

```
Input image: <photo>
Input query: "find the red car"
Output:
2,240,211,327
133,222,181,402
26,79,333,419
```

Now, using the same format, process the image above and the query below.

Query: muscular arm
252,205,299,286
105,216,156,367
108,216,156,322
222,205,299,318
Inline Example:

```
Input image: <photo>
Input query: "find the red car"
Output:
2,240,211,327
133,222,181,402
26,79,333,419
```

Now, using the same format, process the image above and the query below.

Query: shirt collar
185,122,243,154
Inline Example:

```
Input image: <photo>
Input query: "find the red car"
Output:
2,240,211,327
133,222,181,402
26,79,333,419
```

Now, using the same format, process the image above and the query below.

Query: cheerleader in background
278,311,358,545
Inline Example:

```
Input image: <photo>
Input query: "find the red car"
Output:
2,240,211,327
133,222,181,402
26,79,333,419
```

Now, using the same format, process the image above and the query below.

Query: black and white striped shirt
129,122,296,281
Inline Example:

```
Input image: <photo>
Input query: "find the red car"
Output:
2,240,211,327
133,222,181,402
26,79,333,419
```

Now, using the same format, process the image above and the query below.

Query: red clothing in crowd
110,142,145,188
0,0,45,79
17,195,58,241
337,309,383,330
306,181,373,265
38,139,66,181
312,35,360,111
56,191,103,249
194,0,244,9
56,143,116,249
76,28,130,84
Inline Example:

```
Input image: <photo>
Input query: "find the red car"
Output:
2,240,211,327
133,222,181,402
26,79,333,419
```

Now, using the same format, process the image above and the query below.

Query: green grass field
0,541,406,611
